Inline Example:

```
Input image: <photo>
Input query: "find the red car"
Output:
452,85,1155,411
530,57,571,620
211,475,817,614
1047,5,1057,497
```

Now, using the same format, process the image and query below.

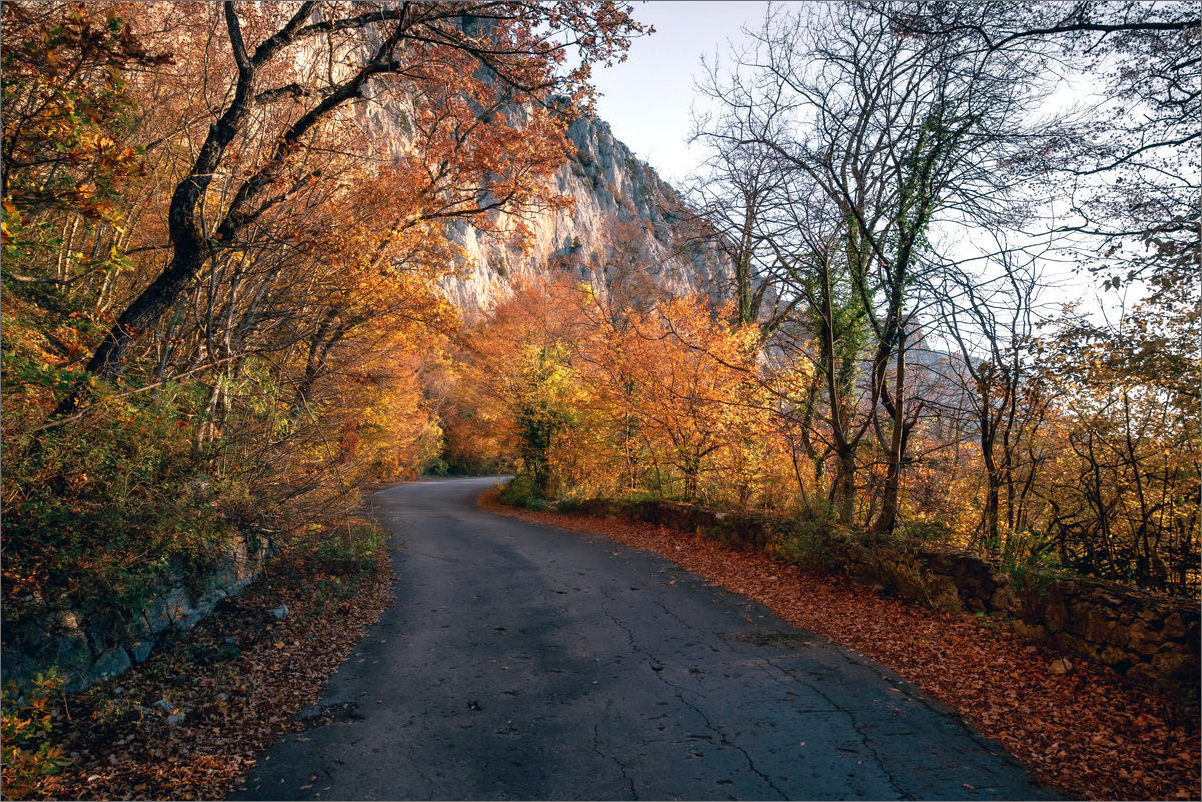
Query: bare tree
887,0,1200,409
930,245,1053,557
692,2,1050,533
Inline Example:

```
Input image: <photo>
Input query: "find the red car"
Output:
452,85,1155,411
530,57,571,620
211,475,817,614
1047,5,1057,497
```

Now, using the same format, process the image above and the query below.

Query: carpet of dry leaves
20,551,394,801
481,490,1200,802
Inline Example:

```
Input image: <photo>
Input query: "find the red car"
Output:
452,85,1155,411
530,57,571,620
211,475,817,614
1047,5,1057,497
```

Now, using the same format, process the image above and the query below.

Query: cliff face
355,13,728,314
439,115,730,315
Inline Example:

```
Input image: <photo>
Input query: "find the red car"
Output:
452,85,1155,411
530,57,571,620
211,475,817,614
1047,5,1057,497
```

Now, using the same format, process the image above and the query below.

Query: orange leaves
448,276,595,486
1,2,161,220
451,276,787,504
595,295,770,501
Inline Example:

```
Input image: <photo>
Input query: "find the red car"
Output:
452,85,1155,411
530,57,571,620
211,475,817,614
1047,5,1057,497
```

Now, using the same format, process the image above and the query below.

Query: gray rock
435,112,732,315
142,586,191,634
206,563,238,595
125,610,151,638
89,647,131,683
271,604,289,620
48,609,81,633
87,611,120,656
166,712,187,726
182,599,216,629
4,530,269,696
129,639,154,664
56,630,94,692
0,649,37,694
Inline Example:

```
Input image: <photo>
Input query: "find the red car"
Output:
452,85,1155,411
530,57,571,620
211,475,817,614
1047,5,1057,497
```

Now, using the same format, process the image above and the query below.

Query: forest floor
7,549,395,801
480,490,1201,802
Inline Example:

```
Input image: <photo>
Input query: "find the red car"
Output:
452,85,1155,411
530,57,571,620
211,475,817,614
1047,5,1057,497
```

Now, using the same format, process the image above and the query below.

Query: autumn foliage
447,266,1199,598
1,1,1197,797
1,0,645,671
446,0,1200,599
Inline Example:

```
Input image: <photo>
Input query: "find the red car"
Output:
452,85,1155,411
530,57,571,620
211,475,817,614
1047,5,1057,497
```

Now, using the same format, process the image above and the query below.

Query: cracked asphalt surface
231,477,1055,801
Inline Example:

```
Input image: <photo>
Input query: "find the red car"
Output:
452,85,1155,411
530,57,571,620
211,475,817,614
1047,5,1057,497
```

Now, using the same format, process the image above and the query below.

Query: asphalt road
231,477,1054,801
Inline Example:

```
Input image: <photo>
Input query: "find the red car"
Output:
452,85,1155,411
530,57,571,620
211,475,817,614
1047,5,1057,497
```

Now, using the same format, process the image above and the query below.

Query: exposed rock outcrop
440,114,730,315
1,532,270,693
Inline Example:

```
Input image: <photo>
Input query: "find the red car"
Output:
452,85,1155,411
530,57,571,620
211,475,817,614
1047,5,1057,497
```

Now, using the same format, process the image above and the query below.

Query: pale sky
585,1,1118,320
588,1,778,186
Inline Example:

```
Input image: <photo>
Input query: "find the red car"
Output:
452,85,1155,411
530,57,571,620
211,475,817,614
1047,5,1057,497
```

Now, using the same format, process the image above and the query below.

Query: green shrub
1,384,235,626
768,519,841,572
555,497,581,514
314,522,387,572
849,541,963,615
497,474,546,510
896,515,954,545
999,529,1063,574
1,668,71,797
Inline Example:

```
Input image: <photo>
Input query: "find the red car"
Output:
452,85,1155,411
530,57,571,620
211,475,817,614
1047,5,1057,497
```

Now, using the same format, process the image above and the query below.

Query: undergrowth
497,474,547,510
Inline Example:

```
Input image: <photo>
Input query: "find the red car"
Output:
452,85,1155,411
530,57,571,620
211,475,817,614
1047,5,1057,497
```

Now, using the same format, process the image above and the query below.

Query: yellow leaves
769,353,818,403
451,276,786,503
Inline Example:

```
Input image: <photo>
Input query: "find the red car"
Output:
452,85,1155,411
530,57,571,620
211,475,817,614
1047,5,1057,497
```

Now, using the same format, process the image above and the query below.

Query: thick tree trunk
873,325,906,536
834,448,856,524
49,1,388,421
53,240,204,415
49,3,259,418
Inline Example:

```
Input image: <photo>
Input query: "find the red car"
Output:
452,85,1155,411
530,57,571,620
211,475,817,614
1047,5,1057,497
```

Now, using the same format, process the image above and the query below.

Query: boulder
1078,608,1118,644
129,639,155,664
1098,645,1135,671
1162,611,1188,640
1042,600,1068,633
142,586,191,634
89,647,131,684
56,629,94,692
1124,621,1161,656
988,586,1014,613
1151,649,1193,679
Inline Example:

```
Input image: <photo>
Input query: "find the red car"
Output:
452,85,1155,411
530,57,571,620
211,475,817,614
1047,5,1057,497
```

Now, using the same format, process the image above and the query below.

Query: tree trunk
873,324,906,536
54,239,205,415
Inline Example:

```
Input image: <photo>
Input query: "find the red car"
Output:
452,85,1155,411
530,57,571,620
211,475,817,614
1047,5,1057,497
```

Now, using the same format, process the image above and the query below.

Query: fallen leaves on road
481,490,1200,802
22,550,395,801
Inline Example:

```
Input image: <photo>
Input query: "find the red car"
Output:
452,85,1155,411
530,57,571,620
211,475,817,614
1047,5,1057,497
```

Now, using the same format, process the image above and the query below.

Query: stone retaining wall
562,498,1199,701
1,531,270,693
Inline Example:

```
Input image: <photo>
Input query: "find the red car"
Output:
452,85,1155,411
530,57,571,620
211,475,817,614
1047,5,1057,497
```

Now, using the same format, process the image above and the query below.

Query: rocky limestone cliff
439,114,731,315
353,12,729,315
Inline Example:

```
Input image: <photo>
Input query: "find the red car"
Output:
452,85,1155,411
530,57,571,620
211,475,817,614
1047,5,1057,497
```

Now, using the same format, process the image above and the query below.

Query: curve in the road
231,477,1054,801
